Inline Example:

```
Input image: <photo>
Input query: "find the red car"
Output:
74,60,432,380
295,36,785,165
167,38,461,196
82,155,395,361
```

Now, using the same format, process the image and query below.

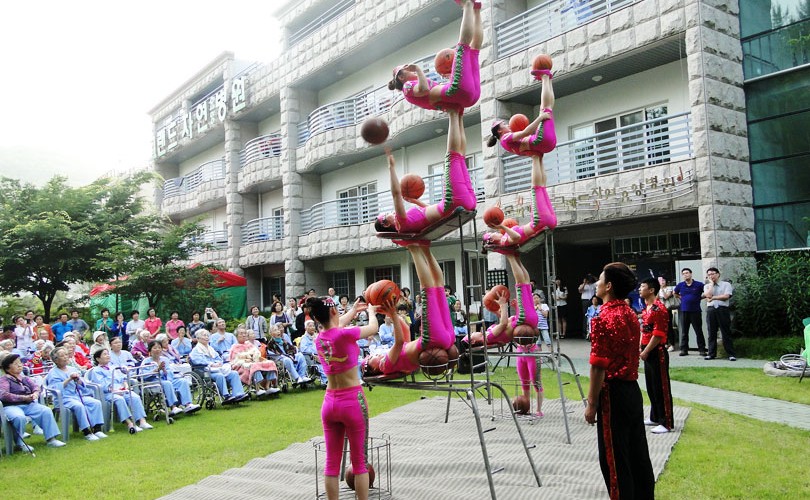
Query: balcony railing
296,54,448,146
163,159,226,198
288,0,356,47
496,0,636,58
743,18,810,80
188,230,228,255
300,166,483,234
242,215,285,244
240,132,283,167
502,112,692,192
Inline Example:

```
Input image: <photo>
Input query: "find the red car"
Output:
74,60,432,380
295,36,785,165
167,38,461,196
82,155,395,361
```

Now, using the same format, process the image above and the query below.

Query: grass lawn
2,365,808,499
669,367,810,405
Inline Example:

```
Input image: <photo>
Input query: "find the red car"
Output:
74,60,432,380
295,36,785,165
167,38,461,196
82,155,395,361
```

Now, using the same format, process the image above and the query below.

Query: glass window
327,270,354,299
746,68,810,120
748,109,810,162
262,276,285,310
364,266,402,288
751,156,810,206
740,0,810,38
755,202,810,250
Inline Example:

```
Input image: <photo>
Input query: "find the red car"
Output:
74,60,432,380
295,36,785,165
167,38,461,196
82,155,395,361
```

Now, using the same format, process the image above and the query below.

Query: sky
0,0,287,186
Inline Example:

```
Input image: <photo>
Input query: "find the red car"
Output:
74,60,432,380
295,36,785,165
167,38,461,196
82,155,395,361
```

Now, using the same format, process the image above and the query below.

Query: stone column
280,85,308,299
223,117,245,276
686,0,756,280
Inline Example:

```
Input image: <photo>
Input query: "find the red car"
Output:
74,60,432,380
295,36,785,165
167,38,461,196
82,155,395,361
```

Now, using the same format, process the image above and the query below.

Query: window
365,266,401,288
328,270,355,299
338,182,377,226
271,208,283,240
409,259,456,300
262,276,285,310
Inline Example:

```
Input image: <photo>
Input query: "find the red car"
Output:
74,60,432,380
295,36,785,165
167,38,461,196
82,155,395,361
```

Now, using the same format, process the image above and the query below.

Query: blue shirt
674,280,704,312
210,332,237,357
378,323,395,347
52,322,73,342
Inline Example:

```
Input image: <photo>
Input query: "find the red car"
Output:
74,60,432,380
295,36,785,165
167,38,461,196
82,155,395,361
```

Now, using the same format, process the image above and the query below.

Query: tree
0,174,155,321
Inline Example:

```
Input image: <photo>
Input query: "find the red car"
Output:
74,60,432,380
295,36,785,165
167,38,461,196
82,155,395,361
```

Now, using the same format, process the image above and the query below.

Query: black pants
642,344,674,429
706,306,735,357
666,310,678,347
678,311,706,353
597,380,655,499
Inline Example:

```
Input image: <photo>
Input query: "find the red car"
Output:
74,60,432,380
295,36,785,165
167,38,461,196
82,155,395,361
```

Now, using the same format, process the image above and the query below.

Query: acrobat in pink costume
516,343,544,415
390,1,482,112
316,326,369,477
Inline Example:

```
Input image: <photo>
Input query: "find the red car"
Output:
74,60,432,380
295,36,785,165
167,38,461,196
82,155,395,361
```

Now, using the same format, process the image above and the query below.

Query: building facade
150,0,803,334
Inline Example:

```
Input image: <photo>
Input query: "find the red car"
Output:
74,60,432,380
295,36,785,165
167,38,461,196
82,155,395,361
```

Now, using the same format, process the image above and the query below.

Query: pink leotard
402,43,481,112
499,109,557,156
512,283,539,329
395,206,430,233
416,287,455,351
380,345,420,375
516,343,542,392
486,321,511,345
316,326,361,375
489,185,557,247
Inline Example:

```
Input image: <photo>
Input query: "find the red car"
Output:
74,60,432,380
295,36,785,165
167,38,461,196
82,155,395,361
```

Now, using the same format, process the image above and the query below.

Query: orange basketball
532,54,553,71
360,117,389,145
419,347,449,376
434,48,455,76
400,173,425,199
483,284,510,313
345,464,376,490
509,114,530,132
446,344,459,370
364,279,401,306
512,395,530,415
483,206,504,227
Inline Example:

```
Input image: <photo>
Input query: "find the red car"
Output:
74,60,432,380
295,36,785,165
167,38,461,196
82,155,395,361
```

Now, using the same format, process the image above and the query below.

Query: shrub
733,250,810,339
733,336,805,360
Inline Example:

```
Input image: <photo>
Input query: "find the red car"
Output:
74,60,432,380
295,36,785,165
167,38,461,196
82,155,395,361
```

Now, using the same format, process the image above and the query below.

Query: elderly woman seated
189,329,248,404
140,341,201,415
130,329,151,363
298,320,328,386
170,326,193,358
45,346,107,441
25,340,54,378
61,334,92,372
89,331,110,361
265,323,311,385
86,348,153,434
229,326,280,397
0,354,66,451
155,333,192,376
108,336,136,370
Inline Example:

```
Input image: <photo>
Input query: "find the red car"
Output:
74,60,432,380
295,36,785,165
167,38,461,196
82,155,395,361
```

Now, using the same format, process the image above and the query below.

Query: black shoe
221,395,233,405
234,394,249,403
679,352,688,356
700,351,708,357
704,355,715,360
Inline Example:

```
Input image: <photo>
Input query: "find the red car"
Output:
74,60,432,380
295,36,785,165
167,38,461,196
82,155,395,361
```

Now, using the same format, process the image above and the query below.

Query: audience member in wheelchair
230,327,280,397
156,333,192,377
210,319,237,358
130,329,151,363
298,320,328,386
108,336,136,370
89,331,110,361
171,326,193,358
140,341,201,415
0,354,66,450
189,329,248,404
45,346,108,440
266,324,312,385
86,349,153,434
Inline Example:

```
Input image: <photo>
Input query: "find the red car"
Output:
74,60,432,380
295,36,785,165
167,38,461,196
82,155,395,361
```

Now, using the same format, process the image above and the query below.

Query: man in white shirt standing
702,267,736,361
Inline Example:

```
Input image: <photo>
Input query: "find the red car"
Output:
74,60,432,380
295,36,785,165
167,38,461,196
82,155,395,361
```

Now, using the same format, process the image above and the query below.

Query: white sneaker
667,345,675,352
255,389,266,397
267,387,281,394
85,433,100,441
19,444,35,453
22,432,31,439
33,426,44,435
133,426,144,433
644,418,656,426
651,425,670,434
297,376,312,384
170,407,183,416
139,422,154,430
94,431,108,439
46,438,67,448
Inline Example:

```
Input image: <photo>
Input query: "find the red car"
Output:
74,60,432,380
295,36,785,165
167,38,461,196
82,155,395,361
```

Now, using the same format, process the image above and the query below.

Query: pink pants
530,185,557,231
436,151,477,216
417,287,455,351
511,283,539,329
322,385,368,476
438,43,480,110
525,109,557,154
516,344,541,392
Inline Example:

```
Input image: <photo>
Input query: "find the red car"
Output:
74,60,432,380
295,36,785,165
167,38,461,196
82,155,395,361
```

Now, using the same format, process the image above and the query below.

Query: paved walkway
552,338,810,431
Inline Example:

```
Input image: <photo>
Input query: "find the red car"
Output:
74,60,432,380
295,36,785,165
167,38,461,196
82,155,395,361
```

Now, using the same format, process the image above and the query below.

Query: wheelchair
189,364,222,410
127,365,173,425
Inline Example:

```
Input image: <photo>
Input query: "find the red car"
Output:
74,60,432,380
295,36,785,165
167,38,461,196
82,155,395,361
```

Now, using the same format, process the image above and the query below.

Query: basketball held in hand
483,206,504,228
532,54,553,71
509,114,529,132
364,280,401,306
400,173,425,199
434,48,455,76
361,117,390,145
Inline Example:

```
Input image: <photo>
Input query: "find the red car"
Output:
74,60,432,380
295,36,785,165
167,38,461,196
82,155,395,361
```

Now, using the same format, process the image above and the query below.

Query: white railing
242,215,285,244
502,112,692,192
496,0,636,58
163,159,227,198
188,230,228,255
240,132,283,167
300,166,483,234
296,54,448,145
288,0,356,47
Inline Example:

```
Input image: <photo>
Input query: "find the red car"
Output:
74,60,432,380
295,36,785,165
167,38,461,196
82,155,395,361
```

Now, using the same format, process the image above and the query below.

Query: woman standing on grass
311,296,379,500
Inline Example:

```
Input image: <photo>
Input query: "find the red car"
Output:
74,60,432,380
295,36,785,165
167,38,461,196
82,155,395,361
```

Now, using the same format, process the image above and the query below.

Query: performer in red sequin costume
639,277,674,434
585,262,655,500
